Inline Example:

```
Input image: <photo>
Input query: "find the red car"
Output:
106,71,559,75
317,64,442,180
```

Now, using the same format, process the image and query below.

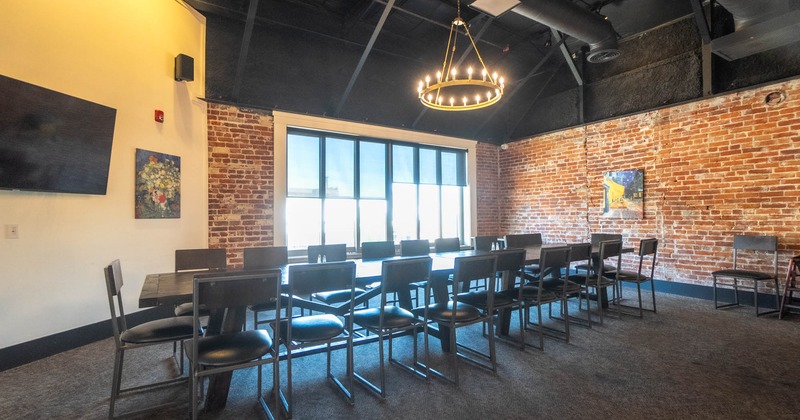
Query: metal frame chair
581,240,623,325
173,248,227,317
563,243,594,328
243,246,289,328
779,255,800,319
402,239,432,306
611,238,659,318
415,254,498,386
712,234,780,317
484,248,527,349
187,270,282,419
517,246,572,350
104,259,195,419
276,261,357,418
360,240,396,261
472,235,502,251
350,257,432,399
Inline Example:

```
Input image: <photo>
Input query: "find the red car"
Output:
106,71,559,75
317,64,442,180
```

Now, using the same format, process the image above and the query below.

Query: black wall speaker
174,54,194,82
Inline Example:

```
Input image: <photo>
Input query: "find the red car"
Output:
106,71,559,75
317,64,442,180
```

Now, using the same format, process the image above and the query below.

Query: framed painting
135,149,181,219
603,169,643,219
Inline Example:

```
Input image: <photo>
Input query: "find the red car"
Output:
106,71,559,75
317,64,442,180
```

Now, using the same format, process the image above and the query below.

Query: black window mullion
385,142,393,242
319,134,326,245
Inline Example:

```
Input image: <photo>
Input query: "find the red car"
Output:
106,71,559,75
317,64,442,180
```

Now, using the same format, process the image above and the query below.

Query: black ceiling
187,0,800,144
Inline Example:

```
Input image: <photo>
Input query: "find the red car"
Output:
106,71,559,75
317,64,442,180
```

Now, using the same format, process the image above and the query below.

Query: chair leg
637,283,644,318
109,348,124,418
650,280,657,314
378,334,386,399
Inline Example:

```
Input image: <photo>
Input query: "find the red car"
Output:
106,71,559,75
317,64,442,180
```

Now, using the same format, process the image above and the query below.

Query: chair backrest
307,243,347,263
597,240,623,278
193,270,282,312
732,234,778,275
472,236,498,251
104,259,127,344
175,248,227,272
434,237,461,253
452,254,498,309
400,239,431,257
493,248,526,288
635,238,659,279
590,233,622,247
361,241,396,260
381,257,432,306
568,242,592,276
243,246,289,270
288,261,356,296
538,246,571,281
504,233,542,248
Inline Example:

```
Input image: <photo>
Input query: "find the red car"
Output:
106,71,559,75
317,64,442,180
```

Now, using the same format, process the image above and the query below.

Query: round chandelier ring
418,79,504,111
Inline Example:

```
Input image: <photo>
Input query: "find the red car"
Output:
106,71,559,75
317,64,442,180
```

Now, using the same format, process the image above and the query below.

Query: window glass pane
441,151,458,186
359,199,387,243
287,134,320,197
325,137,354,198
286,197,321,250
419,148,437,184
360,142,386,198
324,199,357,247
441,185,462,239
392,145,414,183
392,183,417,241
419,184,440,240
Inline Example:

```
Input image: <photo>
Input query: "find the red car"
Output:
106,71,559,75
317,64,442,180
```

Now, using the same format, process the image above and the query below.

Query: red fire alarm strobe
155,110,165,123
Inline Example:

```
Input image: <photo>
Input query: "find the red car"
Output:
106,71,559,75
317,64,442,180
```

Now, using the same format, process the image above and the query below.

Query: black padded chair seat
413,301,482,323
185,330,272,367
456,290,515,309
504,285,558,303
541,279,582,295
248,300,278,313
312,288,366,304
174,302,211,317
279,314,344,342
567,274,613,288
711,269,774,280
351,306,416,329
613,270,650,283
119,316,195,344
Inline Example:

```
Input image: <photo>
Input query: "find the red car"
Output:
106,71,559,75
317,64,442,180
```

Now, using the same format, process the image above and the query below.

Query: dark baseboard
0,281,782,372
0,305,174,373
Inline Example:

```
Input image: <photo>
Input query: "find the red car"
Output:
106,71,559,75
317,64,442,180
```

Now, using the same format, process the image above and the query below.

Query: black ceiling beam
551,29,582,86
689,0,712,44
476,35,565,135
231,0,259,101
411,15,495,129
335,0,395,117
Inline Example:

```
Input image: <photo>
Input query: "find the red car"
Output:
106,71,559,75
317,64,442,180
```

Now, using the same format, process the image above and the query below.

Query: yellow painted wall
0,0,207,347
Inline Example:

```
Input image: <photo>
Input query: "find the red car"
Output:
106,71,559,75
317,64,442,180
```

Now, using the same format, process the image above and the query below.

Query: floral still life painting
135,149,180,219
602,169,643,219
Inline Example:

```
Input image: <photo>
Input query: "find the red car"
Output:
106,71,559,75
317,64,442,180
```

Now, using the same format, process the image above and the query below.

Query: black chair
276,261,357,418
307,243,348,263
434,237,461,253
564,243,594,328
611,238,659,318
574,233,622,275
401,239,431,306
243,246,289,328
104,259,195,419
580,240,622,325
516,246,571,350
478,248,526,349
361,240,396,260
351,257,432,399
472,235,501,251
186,270,282,419
306,244,366,309
415,254,498,386
779,255,800,319
712,234,780,317
505,233,542,278
174,248,227,317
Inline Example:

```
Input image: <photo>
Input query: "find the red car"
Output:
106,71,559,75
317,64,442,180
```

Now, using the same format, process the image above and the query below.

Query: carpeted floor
2,293,800,420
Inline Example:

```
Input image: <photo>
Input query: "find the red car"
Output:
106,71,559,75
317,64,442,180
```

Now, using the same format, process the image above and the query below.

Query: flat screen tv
0,74,116,195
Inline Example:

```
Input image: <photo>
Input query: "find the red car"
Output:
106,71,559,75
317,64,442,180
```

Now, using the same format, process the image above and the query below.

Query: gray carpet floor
3,293,800,419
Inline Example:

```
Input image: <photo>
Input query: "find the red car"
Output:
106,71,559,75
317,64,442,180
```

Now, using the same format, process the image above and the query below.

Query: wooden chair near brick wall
779,255,800,319
712,234,780,317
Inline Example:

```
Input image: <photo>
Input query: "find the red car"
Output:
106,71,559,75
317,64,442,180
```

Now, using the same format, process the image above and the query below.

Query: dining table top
138,244,631,309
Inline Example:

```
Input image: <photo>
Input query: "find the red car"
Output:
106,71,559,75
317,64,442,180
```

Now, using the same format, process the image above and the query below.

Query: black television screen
0,74,116,195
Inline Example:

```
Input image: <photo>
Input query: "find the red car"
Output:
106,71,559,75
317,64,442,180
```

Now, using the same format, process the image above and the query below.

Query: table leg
204,306,246,411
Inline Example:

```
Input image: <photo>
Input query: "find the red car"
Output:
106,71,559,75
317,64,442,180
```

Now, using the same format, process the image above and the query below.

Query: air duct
712,0,800,60
510,0,619,63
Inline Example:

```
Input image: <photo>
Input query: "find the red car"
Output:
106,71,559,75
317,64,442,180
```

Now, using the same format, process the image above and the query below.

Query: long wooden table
138,245,628,410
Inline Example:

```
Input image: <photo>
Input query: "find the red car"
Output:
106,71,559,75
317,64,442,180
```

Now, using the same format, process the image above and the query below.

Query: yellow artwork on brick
603,169,643,219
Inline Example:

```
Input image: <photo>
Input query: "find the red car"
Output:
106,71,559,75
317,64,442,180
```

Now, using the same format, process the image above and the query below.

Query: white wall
0,1,207,348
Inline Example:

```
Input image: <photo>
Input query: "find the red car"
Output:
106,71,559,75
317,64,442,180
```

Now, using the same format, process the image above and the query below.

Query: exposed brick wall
207,103,275,268
475,142,500,236
491,78,800,286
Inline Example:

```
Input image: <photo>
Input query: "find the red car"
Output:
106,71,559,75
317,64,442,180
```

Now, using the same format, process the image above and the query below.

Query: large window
286,129,467,251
